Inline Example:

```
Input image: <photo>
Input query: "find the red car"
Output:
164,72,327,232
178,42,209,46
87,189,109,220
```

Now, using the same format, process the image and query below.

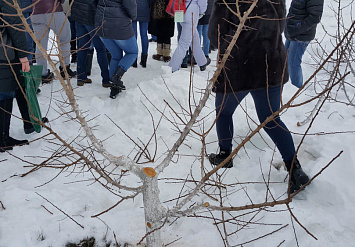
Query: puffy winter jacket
32,0,65,15
208,0,288,93
71,0,98,26
0,0,29,93
95,0,137,40
285,0,324,41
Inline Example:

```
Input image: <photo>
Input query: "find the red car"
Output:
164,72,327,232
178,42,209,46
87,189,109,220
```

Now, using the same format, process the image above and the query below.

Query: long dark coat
95,0,137,40
148,0,174,38
0,0,29,93
71,0,98,27
285,0,324,41
208,0,289,94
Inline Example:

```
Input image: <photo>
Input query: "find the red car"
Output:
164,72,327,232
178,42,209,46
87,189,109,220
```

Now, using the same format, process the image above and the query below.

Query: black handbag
0,26,15,61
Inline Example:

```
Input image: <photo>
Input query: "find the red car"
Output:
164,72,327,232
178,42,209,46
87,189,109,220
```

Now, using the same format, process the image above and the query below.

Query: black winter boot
110,66,126,99
0,99,28,152
0,100,12,152
70,40,77,63
208,148,233,168
140,54,148,68
285,158,310,194
86,49,94,76
200,56,211,71
132,59,138,68
60,65,77,78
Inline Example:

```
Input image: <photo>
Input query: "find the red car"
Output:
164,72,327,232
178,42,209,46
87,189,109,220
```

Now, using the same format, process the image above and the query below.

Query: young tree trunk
142,175,165,247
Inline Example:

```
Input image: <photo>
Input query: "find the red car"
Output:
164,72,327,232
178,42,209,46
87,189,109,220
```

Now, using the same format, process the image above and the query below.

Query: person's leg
68,16,77,63
75,22,90,83
209,92,248,167
15,87,34,133
169,19,194,71
101,38,123,78
115,36,138,71
285,40,309,88
215,92,248,151
251,85,309,192
31,14,50,75
250,85,296,162
50,12,72,66
86,25,110,86
202,24,210,57
139,22,149,55
191,23,207,67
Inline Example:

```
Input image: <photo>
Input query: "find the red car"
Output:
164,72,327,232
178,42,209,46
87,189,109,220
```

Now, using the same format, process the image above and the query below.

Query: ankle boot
86,49,94,76
152,43,163,61
200,56,211,71
285,158,310,194
110,66,126,99
132,59,138,68
60,65,77,78
208,148,233,168
140,54,148,68
162,43,171,62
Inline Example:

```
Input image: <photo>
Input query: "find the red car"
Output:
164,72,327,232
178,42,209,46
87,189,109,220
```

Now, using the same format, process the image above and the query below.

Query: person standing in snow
285,0,324,88
1,0,30,152
208,0,310,194
95,0,138,99
131,0,151,68
169,0,211,72
71,0,111,88
31,0,77,82
148,0,175,62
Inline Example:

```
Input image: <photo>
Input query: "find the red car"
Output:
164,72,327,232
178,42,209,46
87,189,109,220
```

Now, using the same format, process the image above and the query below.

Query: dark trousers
215,85,296,162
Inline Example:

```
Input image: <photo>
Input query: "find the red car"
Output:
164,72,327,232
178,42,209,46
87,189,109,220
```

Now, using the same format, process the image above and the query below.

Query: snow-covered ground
1,0,354,246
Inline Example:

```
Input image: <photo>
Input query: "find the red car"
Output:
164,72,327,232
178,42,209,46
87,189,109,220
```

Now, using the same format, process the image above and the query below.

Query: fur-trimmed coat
208,0,289,94
148,0,174,38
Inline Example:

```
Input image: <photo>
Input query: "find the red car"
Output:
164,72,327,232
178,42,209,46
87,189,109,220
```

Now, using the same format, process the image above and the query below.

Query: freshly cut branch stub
143,167,157,177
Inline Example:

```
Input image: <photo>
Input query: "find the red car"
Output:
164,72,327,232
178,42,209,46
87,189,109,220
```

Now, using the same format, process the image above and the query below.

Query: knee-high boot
140,54,148,68
0,98,28,152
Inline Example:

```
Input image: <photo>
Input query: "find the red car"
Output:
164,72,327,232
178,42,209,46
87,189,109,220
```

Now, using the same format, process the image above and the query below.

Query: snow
1,1,355,246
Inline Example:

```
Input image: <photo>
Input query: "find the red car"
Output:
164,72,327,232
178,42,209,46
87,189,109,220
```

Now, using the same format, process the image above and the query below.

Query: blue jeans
215,85,296,162
197,24,210,56
132,21,149,55
285,39,309,88
23,12,34,64
76,23,110,84
101,36,138,77
0,92,15,101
